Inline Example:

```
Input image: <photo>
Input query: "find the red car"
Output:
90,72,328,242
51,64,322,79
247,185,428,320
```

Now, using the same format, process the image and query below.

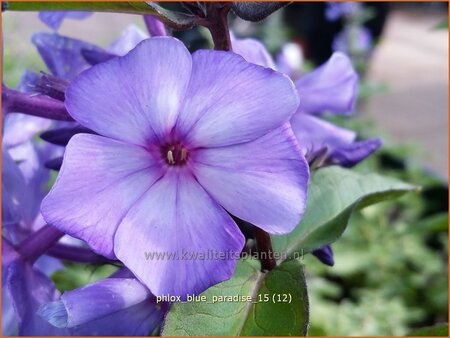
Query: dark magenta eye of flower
161,143,189,166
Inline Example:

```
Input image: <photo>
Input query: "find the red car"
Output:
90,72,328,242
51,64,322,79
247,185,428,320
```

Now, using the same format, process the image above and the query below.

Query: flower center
161,143,189,166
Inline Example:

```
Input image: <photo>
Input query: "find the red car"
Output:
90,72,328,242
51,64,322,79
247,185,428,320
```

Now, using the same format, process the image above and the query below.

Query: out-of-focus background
3,2,448,336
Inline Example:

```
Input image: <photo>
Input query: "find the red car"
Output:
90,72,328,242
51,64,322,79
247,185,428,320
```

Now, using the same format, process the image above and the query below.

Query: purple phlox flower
2,126,79,328
325,2,360,22
2,71,55,239
38,268,169,335
3,78,60,238
233,35,358,115
311,245,334,266
333,26,373,55
2,68,106,337
2,239,69,336
231,36,381,167
291,53,381,166
3,230,113,336
39,11,92,31
2,72,65,265
41,37,309,297
2,76,66,289
144,15,167,37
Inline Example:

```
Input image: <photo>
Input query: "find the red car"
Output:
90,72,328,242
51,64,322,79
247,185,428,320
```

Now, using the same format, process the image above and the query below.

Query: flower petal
231,35,276,69
192,124,309,234
2,287,18,335
4,113,51,148
41,134,164,258
295,52,358,115
32,33,103,80
3,71,51,147
3,242,68,336
65,37,192,146
2,149,25,229
73,299,166,336
39,11,92,31
114,170,245,297
329,138,382,167
38,278,150,327
107,25,149,56
290,113,356,155
176,50,299,147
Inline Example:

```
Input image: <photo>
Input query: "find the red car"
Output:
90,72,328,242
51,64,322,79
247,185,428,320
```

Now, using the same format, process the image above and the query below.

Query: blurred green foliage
305,115,448,336
407,323,448,336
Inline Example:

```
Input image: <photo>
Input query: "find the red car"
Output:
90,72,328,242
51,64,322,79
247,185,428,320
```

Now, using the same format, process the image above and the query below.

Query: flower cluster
3,8,381,336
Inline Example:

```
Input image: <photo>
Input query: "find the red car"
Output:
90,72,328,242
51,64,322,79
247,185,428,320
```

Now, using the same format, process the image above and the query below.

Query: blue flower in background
232,36,382,169
39,11,93,31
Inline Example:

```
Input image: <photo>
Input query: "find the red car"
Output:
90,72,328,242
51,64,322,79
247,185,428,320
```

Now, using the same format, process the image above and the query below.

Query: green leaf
272,166,417,258
406,323,448,336
5,1,197,30
162,258,308,336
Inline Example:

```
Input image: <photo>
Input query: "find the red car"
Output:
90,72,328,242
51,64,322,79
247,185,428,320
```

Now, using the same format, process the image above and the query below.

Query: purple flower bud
40,126,95,146
312,245,335,266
